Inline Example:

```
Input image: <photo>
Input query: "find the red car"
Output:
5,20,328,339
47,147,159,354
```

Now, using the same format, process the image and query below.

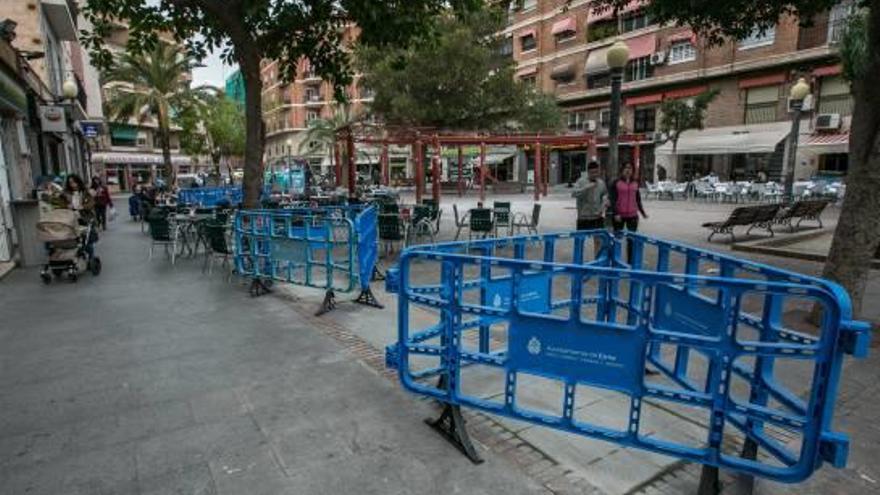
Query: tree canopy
657,90,719,154
82,0,491,206
355,8,563,131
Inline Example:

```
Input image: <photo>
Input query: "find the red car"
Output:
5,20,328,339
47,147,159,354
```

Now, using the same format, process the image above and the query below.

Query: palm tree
298,105,363,184
103,43,198,186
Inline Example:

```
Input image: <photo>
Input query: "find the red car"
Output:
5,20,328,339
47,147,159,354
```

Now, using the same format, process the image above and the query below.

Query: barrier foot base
425,404,483,465
371,266,386,281
315,289,337,316
249,279,273,297
355,287,384,309
697,465,721,495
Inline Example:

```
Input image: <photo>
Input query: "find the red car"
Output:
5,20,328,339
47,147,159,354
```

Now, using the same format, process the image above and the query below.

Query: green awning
110,124,138,140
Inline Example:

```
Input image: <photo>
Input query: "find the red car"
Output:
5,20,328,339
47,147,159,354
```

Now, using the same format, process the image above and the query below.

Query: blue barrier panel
386,230,870,487
178,186,243,207
234,205,382,314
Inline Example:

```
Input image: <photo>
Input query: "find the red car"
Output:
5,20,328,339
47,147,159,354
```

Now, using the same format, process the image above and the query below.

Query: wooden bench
776,199,830,232
702,204,781,242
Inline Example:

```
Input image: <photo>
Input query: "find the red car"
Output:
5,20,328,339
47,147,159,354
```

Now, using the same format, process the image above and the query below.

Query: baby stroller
37,209,102,283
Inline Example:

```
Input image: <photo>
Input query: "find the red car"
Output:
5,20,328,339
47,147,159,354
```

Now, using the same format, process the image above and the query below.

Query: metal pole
543,147,550,196
347,132,356,196
784,102,803,201
381,143,389,186
457,146,463,197
608,67,623,182
534,142,542,201
432,139,441,204
415,139,424,203
633,142,641,181
479,142,486,203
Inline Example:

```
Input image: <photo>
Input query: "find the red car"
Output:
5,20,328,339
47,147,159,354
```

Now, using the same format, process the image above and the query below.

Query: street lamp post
784,77,811,201
606,40,629,182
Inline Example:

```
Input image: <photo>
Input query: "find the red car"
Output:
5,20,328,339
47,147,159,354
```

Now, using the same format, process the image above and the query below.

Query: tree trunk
158,105,175,186
239,56,264,208
820,4,880,318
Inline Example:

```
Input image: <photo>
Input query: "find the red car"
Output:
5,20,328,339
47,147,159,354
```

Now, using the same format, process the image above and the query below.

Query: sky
192,49,238,89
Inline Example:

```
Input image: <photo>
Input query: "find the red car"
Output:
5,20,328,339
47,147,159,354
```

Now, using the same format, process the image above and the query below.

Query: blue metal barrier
234,205,382,314
178,186,243,207
386,230,870,488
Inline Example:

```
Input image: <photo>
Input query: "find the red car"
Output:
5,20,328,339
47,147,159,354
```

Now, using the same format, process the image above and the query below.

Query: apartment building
505,0,855,184
89,22,194,191
259,27,377,177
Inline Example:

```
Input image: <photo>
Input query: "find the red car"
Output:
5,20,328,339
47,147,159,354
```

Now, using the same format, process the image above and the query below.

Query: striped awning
91,152,193,165
551,17,576,35
801,132,849,147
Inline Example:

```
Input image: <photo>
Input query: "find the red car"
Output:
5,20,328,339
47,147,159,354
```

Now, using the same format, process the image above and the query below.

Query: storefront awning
551,18,576,35
516,65,538,77
92,152,193,165
738,72,786,89
664,85,710,100
626,34,657,60
584,46,611,75
550,63,576,81
519,28,537,38
655,122,791,156
800,132,848,147
626,93,663,106
813,64,842,77
110,124,137,141
668,30,696,44
587,5,614,24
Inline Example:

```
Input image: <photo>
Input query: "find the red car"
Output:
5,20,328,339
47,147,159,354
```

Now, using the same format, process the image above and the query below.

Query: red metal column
633,142,641,181
381,143,389,186
414,140,424,203
334,141,342,187
432,139,441,204
534,142,542,201
457,146,464,197
347,132,356,196
543,148,550,197
479,142,486,203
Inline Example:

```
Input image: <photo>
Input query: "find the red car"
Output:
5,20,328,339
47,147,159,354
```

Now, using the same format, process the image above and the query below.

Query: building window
621,11,653,33
520,74,537,87
818,75,853,116
587,21,618,43
668,41,696,64
625,56,654,82
306,110,319,122
512,0,537,12
738,27,776,50
818,153,848,175
744,85,780,124
305,86,321,102
520,34,537,52
828,1,855,44
633,107,656,133
599,109,611,129
568,111,588,132
587,73,610,89
500,37,514,58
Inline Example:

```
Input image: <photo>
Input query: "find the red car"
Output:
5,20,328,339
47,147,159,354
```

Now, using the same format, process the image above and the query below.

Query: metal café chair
468,207,494,241
378,213,406,256
453,204,469,241
512,203,541,236
492,201,512,237
407,205,436,246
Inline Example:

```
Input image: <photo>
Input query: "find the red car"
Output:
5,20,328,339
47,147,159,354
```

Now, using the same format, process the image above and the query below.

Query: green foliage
298,105,359,156
840,10,869,82
657,89,719,152
102,43,200,182
588,0,840,45
179,91,246,170
587,22,618,43
356,8,564,132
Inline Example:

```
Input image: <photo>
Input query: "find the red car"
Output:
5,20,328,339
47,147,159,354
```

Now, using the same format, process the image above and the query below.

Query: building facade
505,0,855,184
89,22,194,192
259,26,377,179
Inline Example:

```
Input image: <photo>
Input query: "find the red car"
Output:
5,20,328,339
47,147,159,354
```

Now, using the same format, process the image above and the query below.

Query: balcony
41,0,78,41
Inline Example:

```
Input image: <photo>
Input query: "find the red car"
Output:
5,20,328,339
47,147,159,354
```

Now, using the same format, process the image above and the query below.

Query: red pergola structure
334,124,598,204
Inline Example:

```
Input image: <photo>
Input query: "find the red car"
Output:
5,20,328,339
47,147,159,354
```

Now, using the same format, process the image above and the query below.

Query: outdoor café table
171,213,215,257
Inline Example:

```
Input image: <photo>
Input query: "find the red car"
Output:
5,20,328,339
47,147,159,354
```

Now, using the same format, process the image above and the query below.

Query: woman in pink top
608,163,648,262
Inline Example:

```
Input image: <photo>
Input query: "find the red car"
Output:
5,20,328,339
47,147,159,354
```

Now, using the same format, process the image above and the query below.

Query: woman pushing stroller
37,174,102,283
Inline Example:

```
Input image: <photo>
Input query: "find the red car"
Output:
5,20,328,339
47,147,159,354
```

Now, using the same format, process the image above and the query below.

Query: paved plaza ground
0,190,877,494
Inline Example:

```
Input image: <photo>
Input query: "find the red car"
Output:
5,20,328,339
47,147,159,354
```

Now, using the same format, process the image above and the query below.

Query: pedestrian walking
91,177,113,230
572,161,607,230
572,161,607,258
609,163,648,262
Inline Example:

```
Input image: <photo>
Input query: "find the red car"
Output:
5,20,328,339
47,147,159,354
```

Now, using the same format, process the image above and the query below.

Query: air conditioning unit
650,51,667,65
815,113,842,131
584,120,597,132
788,94,814,112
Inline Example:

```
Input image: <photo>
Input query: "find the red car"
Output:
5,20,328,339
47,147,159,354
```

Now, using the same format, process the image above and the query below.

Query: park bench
702,204,781,242
776,199,830,232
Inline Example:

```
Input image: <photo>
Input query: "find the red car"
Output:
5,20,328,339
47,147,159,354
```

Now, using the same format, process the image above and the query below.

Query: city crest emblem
527,337,542,356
